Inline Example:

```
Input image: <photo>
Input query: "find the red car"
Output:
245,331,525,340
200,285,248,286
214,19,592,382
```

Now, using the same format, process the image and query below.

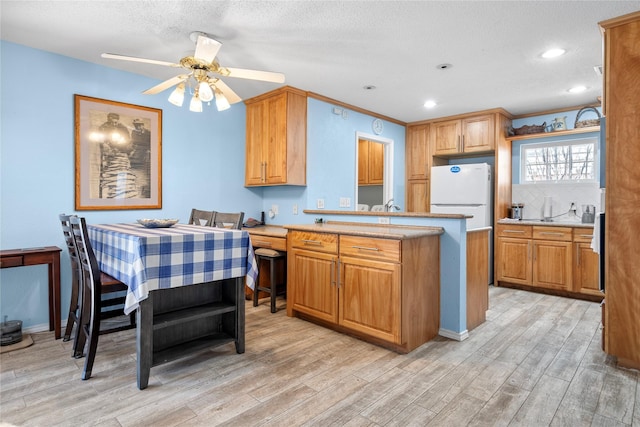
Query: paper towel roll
543,196,552,219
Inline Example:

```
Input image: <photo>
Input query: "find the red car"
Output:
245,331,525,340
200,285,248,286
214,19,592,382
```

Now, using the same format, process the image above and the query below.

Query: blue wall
0,41,263,328
1,41,419,332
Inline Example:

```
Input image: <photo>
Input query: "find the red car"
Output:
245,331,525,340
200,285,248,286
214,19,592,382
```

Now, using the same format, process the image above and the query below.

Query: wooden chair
212,212,244,230
59,214,82,351
69,216,134,380
253,248,287,313
188,208,215,226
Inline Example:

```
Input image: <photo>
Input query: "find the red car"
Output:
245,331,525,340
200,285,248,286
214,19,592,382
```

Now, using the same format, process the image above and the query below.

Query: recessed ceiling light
363,85,376,90
568,86,587,94
423,100,437,108
542,48,566,59
436,63,453,70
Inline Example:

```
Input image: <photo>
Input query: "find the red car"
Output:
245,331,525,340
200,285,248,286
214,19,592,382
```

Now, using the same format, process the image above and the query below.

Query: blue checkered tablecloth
88,223,258,314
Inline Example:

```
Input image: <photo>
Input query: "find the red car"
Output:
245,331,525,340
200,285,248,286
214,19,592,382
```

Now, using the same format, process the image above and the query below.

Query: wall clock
372,119,384,135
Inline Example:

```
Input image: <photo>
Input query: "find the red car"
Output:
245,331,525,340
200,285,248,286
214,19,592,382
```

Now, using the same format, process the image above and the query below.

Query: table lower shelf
152,333,238,366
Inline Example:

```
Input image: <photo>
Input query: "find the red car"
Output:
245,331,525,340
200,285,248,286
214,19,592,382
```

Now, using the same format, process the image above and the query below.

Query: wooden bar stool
253,248,286,313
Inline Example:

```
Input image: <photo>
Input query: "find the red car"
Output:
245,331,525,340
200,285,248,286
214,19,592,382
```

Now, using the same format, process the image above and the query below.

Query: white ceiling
2,1,638,123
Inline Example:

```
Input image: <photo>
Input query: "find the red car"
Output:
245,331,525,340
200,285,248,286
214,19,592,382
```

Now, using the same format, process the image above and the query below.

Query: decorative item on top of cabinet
244,86,307,186
431,113,495,156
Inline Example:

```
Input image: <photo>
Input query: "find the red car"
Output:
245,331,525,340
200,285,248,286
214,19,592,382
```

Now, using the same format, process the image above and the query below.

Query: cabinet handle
301,239,322,246
528,241,532,260
540,232,565,236
336,259,341,289
351,245,380,251
461,135,465,151
504,230,525,234
579,234,593,239
577,246,581,266
331,258,335,287
261,162,266,183
457,135,461,152
253,240,272,247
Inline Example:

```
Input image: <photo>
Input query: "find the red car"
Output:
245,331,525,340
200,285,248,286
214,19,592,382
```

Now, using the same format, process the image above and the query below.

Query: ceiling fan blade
225,67,285,83
102,53,181,68
142,75,188,95
212,79,242,104
194,35,222,64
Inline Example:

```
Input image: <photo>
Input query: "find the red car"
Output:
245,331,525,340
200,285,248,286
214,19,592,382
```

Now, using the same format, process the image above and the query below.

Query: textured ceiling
2,1,638,122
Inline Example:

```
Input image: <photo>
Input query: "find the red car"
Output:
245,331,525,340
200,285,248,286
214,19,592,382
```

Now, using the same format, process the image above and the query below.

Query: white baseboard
439,328,469,341
22,323,51,334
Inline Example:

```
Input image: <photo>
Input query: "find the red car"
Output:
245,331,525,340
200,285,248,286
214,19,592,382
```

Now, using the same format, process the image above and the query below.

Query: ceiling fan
101,32,285,112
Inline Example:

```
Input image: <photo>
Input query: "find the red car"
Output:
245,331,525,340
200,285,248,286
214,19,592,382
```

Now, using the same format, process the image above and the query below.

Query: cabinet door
358,139,369,185
497,237,532,285
289,248,338,323
532,240,572,290
406,179,429,212
339,256,401,343
574,242,601,297
462,114,494,153
431,119,461,156
368,141,384,184
406,125,430,180
264,93,287,184
245,101,265,185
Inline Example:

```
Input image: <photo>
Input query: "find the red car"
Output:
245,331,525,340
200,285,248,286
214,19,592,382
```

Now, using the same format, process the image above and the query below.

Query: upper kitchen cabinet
245,86,307,186
431,113,495,156
425,109,512,158
358,138,384,185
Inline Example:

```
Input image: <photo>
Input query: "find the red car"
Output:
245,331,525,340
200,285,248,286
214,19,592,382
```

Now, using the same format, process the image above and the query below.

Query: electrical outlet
317,199,325,209
378,217,390,224
271,204,279,215
292,204,298,215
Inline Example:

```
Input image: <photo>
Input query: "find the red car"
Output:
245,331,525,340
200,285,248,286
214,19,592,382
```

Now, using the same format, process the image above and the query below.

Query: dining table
87,222,258,389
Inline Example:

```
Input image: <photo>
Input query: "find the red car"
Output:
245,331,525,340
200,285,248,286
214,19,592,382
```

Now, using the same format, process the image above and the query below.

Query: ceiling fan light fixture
189,92,203,113
215,88,231,111
168,82,185,107
198,81,214,102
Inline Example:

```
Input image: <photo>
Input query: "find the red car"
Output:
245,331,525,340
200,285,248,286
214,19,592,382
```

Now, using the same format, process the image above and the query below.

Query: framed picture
75,95,162,210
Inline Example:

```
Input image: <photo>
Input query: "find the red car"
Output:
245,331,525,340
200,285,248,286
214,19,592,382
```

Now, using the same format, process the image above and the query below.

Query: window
521,137,597,183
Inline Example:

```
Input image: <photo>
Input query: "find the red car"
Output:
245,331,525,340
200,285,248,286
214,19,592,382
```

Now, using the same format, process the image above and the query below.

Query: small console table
0,246,62,339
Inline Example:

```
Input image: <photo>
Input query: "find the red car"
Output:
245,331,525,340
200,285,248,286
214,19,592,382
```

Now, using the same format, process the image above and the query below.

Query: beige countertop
497,218,594,228
283,221,444,239
243,225,288,238
303,209,468,219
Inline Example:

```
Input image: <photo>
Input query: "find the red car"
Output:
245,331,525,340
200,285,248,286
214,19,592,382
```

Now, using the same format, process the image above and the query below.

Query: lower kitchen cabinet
496,223,601,300
286,224,441,353
573,229,601,297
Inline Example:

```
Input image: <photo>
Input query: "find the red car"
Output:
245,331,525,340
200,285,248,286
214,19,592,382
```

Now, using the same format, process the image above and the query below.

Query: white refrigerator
430,163,493,230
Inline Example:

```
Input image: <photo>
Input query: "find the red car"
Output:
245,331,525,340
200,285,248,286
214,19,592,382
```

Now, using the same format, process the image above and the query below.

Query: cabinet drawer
250,235,287,251
289,231,337,254
0,256,23,268
497,224,532,238
573,229,595,243
339,235,401,262
533,226,572,242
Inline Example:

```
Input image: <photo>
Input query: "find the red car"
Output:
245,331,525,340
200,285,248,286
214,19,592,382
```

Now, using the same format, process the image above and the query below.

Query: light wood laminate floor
1,286,638,426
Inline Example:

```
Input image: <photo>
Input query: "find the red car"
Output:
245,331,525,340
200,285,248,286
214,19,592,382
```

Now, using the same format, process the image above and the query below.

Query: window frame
520,136,598,184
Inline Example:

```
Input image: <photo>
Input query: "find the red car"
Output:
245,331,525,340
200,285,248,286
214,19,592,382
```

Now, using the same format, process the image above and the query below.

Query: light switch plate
293,204,298,215
317,199,325,209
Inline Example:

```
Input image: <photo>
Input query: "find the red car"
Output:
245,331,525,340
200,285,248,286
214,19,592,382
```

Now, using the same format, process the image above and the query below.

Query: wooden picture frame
75,95,162,210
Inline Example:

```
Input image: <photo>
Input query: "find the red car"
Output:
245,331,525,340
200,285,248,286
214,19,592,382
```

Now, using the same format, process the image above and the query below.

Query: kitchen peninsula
286,210,486,344
284,221,443,352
